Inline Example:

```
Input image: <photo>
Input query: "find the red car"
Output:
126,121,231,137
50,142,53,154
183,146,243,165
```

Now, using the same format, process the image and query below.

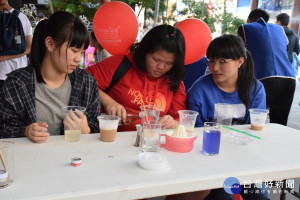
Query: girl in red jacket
86,25,187,131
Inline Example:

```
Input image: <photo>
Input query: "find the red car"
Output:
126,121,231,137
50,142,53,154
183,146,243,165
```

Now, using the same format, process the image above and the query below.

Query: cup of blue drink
202,122,221,155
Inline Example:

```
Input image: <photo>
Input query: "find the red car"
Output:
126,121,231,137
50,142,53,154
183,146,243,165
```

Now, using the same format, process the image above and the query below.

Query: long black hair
206,34,257,123
133,24,186,93
30,11,89,83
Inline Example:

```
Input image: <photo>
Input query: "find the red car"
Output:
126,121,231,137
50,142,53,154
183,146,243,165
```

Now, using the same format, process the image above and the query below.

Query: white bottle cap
71,157,82,167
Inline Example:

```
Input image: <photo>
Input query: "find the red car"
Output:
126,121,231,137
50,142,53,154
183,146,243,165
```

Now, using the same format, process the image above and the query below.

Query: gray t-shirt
35,73,71,135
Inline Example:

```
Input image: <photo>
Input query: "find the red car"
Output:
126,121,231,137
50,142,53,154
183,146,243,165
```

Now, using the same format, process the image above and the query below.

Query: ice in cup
97,115,120,142
142,121,161,152
178,110,199,135
139,105,161,124
0,141,14,189
249,109,269,131
61,106,86,142
202,122,221,156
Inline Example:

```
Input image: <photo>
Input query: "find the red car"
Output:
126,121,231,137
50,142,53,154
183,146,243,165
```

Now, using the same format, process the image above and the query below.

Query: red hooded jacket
86,54,187,131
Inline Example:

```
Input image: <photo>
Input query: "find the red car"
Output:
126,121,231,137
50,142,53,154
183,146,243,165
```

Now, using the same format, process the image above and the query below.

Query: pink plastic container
159,133,197,153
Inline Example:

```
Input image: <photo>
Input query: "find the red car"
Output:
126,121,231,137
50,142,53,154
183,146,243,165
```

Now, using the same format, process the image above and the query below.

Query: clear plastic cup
0,141,14,189
97,115,120,142
61,106,86,142
178,110,199,135
249,109,269,131
142,121,161,152
215,103,234,133
139,105,161,124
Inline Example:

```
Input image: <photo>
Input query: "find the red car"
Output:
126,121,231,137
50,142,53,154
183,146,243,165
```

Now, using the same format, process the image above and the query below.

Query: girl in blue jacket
187,34,266,127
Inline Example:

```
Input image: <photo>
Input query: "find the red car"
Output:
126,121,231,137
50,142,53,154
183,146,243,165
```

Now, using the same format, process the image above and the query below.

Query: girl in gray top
0,11,101,143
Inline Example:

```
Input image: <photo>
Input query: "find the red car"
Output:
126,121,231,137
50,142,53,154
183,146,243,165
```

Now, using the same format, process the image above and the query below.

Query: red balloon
175,18,212,65
93,1,138,55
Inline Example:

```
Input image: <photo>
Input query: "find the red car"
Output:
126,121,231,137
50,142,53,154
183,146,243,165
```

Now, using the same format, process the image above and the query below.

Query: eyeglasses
205,58,233,65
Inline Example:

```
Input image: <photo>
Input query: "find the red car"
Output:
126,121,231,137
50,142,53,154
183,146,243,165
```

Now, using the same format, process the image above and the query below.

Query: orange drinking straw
0,151,7,171
138,92,149,122
138,92,154,136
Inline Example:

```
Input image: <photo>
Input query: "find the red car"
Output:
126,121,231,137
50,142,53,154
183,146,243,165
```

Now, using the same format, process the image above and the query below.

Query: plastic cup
202,122,221,156
0,141,14,189
97,115,120,142
178,110,199,135
249,109,269,131
215,103,234,133
142,121,161,152
139,105,161,124
216,103,234,125
61,106,86,142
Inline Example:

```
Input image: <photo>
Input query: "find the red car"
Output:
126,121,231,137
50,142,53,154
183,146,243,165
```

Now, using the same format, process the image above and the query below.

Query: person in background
0,11,101,143
276,13,299,63
137,24,149,42
36,12,46,26
85,45,96,67
292,52,300,81
238,9,295,126
183,57,207,92
99,0,110,5
0,0,32,89
89,31,111,63
170,34,267,200
86,25,186,131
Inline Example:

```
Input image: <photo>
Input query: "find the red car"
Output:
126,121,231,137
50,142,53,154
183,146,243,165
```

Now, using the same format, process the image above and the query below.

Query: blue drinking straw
223,125,261,139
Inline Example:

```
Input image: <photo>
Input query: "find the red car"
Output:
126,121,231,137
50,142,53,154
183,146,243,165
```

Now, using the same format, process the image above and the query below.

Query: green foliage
51,0,168,24
203,16,217,33
119,0,167,23
51,0,98,21
176,0,245,34
47,0,245,33
142,0,167,23
221,13,245,34
176,1,217,33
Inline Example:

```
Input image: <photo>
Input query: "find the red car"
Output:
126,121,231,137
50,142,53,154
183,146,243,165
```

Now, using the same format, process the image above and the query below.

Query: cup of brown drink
249,109,269,131
97,115,120,142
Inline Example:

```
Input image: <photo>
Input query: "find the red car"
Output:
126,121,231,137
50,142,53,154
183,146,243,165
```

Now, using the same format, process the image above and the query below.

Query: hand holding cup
24,121,49,143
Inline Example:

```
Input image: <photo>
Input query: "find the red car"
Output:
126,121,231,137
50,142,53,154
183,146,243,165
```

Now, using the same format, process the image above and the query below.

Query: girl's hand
25,121,49,143
159,115,179,129
63,109,90,134
104,100,127,123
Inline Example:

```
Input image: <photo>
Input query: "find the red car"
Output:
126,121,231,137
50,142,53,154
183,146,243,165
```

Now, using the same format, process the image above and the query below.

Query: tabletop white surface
0,123,300,200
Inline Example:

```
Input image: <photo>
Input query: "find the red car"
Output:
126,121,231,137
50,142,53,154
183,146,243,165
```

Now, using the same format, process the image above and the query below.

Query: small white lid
0,170,8,180
71,157,82,165
138,152,170,171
